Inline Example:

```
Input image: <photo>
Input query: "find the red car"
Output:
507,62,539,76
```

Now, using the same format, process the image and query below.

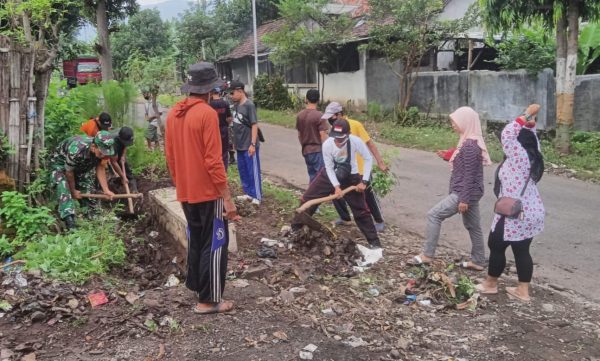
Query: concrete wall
574,74,600,131
322,51,368,110
365,57,401,109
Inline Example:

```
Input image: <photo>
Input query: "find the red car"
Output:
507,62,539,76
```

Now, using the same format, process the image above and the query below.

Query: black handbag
334,139,352,182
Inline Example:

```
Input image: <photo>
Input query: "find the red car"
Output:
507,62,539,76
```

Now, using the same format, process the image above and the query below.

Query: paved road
258,123,600,301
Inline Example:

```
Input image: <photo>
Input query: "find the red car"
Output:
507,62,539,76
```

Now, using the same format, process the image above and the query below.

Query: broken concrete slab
148,187,239,253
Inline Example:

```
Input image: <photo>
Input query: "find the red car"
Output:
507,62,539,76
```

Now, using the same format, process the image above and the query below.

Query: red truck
63,56,102,87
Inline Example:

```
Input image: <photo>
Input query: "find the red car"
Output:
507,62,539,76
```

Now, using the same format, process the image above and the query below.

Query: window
77,63,101,73
320,43,361,74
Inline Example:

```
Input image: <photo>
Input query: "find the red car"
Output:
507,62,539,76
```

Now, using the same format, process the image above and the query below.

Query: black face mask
517,128,544,183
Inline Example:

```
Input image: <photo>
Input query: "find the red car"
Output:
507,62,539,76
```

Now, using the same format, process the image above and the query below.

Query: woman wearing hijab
477,104,545,302
412,106,492,270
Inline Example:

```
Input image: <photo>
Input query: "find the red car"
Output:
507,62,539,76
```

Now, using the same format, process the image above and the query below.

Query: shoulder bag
494,173,530,219
235,105,265,143
333,139,352,182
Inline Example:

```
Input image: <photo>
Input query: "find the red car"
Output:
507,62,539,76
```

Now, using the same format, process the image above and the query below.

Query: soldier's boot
63,215,77,230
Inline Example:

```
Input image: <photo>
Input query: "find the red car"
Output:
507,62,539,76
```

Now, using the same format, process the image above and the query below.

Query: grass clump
257,108,296,128
127,128,168,180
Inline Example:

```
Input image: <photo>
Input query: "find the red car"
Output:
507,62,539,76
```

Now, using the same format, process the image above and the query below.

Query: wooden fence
0,35,37,190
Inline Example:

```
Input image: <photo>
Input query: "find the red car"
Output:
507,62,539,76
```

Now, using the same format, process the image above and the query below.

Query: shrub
0,129,14,166
127,128,168,180
253,74,293,110
102,80,137,126
45,80,89,153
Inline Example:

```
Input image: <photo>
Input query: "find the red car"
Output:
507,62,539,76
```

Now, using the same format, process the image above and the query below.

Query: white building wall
322,51,367,111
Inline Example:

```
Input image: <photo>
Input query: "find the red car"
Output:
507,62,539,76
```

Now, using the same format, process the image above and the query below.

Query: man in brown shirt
296,89,328,182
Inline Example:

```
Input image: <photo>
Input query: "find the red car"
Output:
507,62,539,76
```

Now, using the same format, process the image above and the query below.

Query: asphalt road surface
258,123,600,302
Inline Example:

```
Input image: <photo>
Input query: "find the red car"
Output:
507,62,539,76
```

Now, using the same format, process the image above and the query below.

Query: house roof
219,19,286,61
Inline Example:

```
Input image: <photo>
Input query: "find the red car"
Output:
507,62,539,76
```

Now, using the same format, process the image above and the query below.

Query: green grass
257,108,296,128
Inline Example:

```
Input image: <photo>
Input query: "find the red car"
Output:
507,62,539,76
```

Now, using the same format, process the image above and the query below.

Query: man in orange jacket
165,62,239,315
80,112,112,137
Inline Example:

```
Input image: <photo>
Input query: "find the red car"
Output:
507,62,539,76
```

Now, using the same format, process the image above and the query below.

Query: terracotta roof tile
220,19,286,61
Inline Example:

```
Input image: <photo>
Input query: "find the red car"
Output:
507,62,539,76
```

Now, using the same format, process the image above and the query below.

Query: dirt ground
1,176,600,361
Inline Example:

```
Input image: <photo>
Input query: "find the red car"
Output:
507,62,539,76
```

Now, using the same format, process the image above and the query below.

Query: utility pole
252,0,259,77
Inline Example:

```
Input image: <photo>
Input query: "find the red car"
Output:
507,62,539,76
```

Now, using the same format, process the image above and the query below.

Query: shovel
295,186,357,239
80,193,143,200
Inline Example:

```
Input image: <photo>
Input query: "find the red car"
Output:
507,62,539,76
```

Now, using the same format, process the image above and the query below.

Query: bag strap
235,105,254,129
345,137,352,165
519,174,531,197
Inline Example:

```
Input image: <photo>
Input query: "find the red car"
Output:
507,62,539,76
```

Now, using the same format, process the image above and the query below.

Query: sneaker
375,222,385,232
236,195,252,201
251,198,261,206
332,218,352,226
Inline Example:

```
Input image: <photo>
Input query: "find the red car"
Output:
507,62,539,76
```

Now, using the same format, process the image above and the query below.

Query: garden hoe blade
294,186,358,240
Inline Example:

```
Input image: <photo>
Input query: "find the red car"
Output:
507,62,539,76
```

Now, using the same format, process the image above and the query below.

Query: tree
367,0,476,110
111,8,171,77
492,25,556,74
82,0,138,81
479,0,600,153
125,54,177,127
1,0,83,170
262,0,354,98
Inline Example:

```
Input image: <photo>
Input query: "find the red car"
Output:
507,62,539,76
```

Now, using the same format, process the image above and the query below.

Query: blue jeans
304,152,324,183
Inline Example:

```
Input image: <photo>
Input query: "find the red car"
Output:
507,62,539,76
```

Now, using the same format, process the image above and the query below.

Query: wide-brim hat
181,62,224,94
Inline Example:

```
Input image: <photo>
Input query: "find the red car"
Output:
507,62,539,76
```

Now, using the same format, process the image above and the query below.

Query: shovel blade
295,211,336,239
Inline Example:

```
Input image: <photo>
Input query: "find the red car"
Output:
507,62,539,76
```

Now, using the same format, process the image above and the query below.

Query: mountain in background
141,0,193,20
77,0,193,42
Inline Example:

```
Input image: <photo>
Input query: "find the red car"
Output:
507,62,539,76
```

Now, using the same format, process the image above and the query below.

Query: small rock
368,288,380,297
164,274,180,287
30,311,45,323
260,238,279,247
280,225,292,236
343,336,369,348
289,287,307,294
27,269,41,278
390,349,401,359
303,344,318,352
4,289,15,296
159,316,175,327
272,330,288,341
230,279,250,288
149,231,159,238
243,265,269,279
321,308,336,317
323,246,332,256
333,335,342,341
1,349,15,360
125,292,140,305
142,298,161,309
396,336,410,350
21,352,36,361
67,299,79,309
299,351,313,360
541,303,554,313
279,290,294,304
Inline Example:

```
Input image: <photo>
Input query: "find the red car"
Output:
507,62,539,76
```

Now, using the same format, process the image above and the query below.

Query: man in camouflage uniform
50,131,116,229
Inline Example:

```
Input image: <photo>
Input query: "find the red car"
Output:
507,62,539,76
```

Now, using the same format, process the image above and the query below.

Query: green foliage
111,8,172,75
541,132,600,180
0,191,55,249
578,22,600,75
371,150,399,198
367,102,387,123
0,129,15,165
454,275,476,302
16,211,126,283
126,54,177,100
253,75,293,110
257,108,296,128
101,80,136,126
493,26,556,74
126,128,168,180
157,94,185,108
263,0,353,72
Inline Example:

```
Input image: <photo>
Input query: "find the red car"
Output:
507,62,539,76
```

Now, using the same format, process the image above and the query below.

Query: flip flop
506,287,531,303
475,283,498,295
193,301,234,314
408,255,431,266
460,261,484,271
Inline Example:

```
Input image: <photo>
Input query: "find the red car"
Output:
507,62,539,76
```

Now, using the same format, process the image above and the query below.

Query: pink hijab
449,107,492,166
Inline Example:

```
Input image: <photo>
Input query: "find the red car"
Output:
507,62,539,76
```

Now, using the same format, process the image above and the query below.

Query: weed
168,319,181,332
454,275,476,302
257,108,296,128
144,319,158,332
71,316,88,327
127,128,168,179
15,211,126,284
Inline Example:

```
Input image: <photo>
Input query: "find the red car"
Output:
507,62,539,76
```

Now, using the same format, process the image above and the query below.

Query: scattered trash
88,292,109,308
156,344,166,360
321,308,336,317
272,330,288,341
303,344,318,352
418,300,432,307
456,294,479,311
299,351,313,360
256,246,277,259
355,244,383,268
21,352,36,361
159,315,175,327
280,225,292,236
164,274,180,287
230,279,250,288
343,336,369,348
67,299,79,309
149,231,159,238
289,286,307,294
0,300,12,312
404,295,417,305
260,237,279,247
14,273,28,288
368,287,380,297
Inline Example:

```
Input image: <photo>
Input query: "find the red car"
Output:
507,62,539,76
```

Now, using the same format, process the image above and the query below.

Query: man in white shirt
291,119,382,249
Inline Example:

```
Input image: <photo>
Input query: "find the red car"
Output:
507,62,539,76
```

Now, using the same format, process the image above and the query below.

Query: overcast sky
137,0,168,5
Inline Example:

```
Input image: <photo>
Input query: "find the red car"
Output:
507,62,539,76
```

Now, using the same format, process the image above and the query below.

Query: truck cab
63,57,102,87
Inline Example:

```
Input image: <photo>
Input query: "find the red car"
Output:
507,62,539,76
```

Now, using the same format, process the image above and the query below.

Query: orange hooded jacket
165,97,227,203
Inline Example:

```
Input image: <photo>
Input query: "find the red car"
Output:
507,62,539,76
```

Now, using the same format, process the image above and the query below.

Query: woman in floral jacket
477,104,545,302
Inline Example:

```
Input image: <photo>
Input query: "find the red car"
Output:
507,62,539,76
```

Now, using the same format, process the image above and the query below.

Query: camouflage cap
93,130,116,157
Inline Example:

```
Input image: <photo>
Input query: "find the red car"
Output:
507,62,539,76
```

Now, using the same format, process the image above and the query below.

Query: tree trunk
33,69,51,169
96,0,114,82
556,2,578,154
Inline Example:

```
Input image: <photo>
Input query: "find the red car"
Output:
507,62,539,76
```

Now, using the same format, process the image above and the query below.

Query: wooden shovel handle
80,193,143,200
123,181,134,213
296,186,358,213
